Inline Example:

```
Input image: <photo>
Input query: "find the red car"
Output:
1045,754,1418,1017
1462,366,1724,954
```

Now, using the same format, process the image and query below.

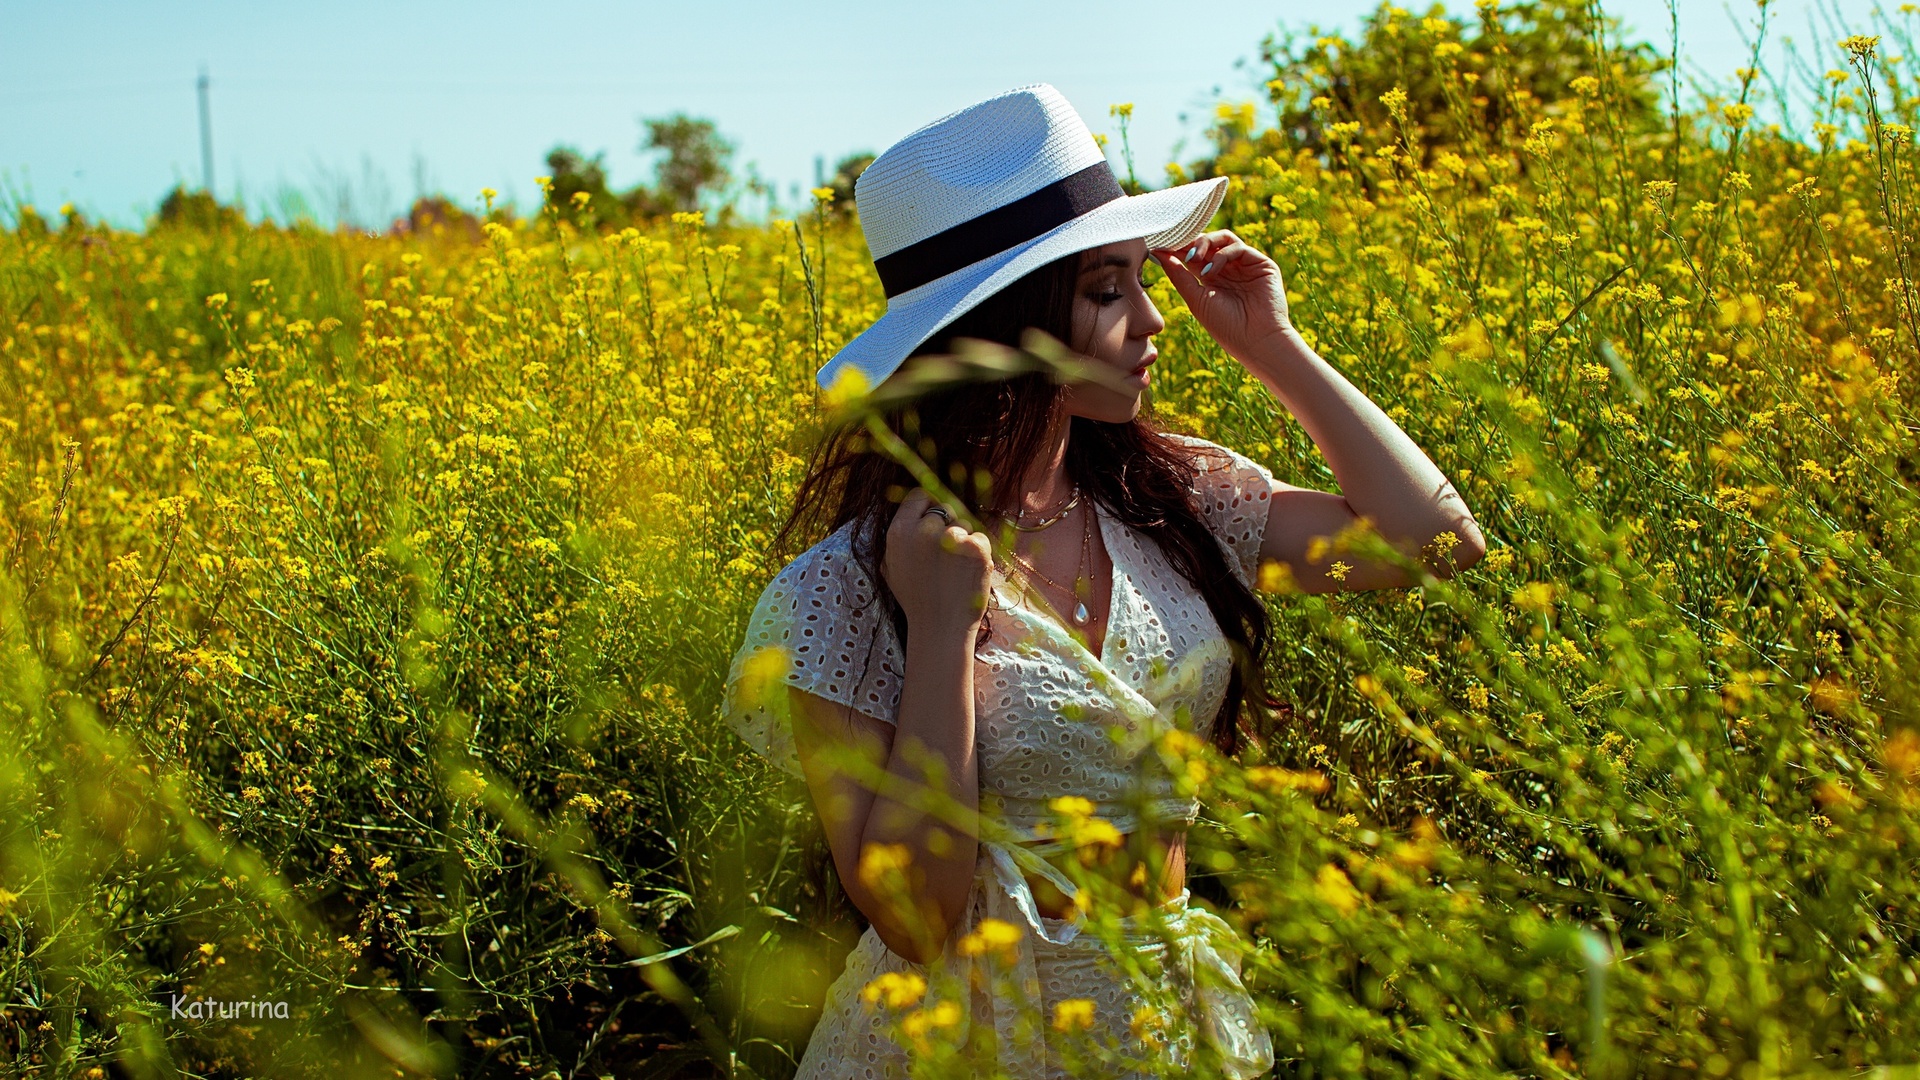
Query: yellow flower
1070,816,1125,851
1245,766,1329,794
860,971,927,1010
1048,795,1096,819
1327,560,1352,582
1130,1003,1166,1048
1841,35,1879,60
957,918,1022,962
1510,581,1556,614
1053,998,1096,1032
736,646,791,710
857,842,913,893
898,999,963,1049
1257,559,1297,594
1316,863,1362,914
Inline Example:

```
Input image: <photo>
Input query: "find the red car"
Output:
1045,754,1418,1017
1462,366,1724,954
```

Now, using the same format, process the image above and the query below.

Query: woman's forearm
858,618,980,961
1241,325,1485,556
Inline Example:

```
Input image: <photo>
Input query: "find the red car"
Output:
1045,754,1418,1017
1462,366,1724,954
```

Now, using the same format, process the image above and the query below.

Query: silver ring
923,505,952,524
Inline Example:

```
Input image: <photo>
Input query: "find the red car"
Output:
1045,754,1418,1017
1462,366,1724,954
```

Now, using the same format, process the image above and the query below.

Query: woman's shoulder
763,520,875,593
1155,431,1276,588
728,519,903,771
751,520,892,629
1160,430,1262,474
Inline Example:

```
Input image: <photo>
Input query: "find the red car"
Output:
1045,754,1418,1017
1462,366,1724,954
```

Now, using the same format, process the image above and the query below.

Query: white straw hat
816,83,1228,392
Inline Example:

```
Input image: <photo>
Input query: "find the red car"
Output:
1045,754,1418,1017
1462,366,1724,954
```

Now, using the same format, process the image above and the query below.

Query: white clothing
721,433,1278,1079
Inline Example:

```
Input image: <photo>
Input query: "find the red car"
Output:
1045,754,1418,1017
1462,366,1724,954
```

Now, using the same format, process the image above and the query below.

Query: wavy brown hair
773,250,1283,755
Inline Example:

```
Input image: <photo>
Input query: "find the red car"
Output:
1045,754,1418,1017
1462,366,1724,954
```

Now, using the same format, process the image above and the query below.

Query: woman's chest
970,518,1233,780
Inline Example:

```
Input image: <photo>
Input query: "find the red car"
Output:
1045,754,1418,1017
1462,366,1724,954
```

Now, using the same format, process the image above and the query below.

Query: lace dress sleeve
1165,432,1278,591
721,531,904,777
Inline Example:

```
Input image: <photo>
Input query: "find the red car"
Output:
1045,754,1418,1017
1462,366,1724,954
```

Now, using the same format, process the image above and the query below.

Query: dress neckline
991,500,1126,671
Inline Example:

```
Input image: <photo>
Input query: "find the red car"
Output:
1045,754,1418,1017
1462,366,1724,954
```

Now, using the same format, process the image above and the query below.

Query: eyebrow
1079,254,1139,274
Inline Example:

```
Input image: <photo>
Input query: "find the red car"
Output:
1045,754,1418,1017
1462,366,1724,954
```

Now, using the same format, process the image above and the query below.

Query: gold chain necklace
1003,502,1095,624
1004,486,1081,533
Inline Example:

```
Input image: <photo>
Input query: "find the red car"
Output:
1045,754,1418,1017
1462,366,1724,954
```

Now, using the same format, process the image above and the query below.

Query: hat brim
816,175,1229,392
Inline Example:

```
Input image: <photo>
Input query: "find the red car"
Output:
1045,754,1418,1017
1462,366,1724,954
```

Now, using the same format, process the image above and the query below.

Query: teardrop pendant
1073,600,1089,624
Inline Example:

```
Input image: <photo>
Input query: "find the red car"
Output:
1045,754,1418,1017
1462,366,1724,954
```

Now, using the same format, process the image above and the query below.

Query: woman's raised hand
1150,230,1295,362
882,489,993,635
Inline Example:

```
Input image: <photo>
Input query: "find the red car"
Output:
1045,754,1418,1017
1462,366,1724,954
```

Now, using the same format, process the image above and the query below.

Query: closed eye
1090,273,1149,306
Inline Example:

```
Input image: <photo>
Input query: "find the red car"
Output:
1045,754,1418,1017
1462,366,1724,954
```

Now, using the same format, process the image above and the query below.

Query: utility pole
197,65,214,195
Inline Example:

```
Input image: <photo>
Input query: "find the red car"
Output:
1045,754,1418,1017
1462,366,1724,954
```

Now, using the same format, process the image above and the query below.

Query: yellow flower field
3,3,1918,1076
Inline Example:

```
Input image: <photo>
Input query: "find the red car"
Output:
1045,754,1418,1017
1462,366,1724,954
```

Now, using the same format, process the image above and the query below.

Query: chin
1064,385,1146,425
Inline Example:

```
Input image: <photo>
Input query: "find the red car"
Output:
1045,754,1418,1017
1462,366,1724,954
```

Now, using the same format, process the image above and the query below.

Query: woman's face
1060,237,1165,423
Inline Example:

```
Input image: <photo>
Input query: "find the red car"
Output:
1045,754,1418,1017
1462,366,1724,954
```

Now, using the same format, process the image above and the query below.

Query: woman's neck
1009,412,1074,517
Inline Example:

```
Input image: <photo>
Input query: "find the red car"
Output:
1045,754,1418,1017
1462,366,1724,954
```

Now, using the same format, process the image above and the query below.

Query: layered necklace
997,487,1096,625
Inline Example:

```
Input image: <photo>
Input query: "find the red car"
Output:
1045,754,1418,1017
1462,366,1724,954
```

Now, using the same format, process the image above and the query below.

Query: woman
722,84,1486,1080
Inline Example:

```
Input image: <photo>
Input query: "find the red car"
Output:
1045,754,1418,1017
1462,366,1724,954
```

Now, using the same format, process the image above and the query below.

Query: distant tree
640,114,734,213
824,152,875,220
156,186,245,231
395,196,483,241
543,147,628,226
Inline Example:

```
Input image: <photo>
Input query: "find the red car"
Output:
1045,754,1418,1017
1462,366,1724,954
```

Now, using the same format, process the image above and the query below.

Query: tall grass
2,2,1918,1076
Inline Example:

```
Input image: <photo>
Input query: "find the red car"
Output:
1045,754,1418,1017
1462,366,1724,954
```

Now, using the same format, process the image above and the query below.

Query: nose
1134,281,1166,337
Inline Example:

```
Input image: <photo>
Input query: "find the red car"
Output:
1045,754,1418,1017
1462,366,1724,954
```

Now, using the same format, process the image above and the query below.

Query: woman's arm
790,615,980,966
1153,231,1486,593
788,488,991,965
1241,325,1485,592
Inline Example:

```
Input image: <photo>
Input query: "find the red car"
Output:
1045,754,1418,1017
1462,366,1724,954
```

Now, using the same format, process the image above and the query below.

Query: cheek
1073,301,1126,358
1071,300,1097,349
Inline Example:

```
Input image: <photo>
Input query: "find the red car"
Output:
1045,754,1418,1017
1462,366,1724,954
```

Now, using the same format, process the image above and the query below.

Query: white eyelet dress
721,434,1279,1080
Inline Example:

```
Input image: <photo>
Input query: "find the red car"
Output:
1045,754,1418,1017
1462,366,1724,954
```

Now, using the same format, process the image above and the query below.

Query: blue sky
0,0,1896,229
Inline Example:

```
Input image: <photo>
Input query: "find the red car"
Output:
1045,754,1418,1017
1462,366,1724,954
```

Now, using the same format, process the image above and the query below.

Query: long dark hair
773,250,1282,755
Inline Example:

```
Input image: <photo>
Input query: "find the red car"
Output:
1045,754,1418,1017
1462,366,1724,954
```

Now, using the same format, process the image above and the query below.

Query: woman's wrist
1235,320,1310,385
906,601,988,640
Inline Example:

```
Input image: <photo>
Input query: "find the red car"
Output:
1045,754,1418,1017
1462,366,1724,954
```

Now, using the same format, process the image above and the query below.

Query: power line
197,65,213,194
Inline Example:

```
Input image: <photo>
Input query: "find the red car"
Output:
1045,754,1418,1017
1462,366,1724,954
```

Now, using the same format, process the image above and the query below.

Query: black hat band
871,160,1125,299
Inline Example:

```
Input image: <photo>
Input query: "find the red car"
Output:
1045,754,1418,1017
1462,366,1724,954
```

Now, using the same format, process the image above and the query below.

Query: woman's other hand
1151,230,1294,362
883,488,993,634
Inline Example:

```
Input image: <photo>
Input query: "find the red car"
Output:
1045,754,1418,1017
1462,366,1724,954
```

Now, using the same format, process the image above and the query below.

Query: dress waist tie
952,835,1273,1080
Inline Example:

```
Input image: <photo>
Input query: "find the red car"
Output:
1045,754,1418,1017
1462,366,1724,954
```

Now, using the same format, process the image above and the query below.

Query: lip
1129,352,1158,377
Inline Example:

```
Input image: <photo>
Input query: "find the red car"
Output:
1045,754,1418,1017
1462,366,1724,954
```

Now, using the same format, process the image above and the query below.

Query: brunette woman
722,83,1485,1080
